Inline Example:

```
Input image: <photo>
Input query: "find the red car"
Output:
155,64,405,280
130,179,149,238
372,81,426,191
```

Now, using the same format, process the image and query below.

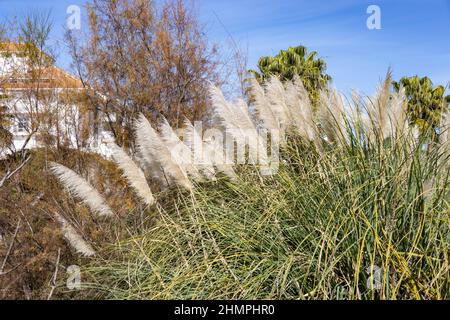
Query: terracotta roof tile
0,42,83,89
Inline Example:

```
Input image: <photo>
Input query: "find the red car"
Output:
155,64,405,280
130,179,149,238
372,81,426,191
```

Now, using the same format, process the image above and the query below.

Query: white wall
1,52,114,159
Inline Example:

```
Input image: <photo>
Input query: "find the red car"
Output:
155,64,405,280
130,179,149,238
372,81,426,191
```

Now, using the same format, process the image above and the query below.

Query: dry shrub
0,148,144,299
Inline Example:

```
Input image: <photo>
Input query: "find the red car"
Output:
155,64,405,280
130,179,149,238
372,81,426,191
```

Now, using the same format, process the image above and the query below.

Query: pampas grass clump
50,75,449,301
77,75,449,300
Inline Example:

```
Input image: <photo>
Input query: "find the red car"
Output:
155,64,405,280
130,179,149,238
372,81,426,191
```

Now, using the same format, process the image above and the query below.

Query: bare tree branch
0,155,31,188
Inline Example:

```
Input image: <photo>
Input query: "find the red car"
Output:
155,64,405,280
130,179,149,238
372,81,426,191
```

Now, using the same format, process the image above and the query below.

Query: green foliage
249,45,331,108
392,76,450,133
81,123,450,300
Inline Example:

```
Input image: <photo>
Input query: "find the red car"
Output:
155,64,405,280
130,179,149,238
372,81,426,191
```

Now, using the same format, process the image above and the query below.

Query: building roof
1,66,83,90
0,42,29,53
0,42,83,90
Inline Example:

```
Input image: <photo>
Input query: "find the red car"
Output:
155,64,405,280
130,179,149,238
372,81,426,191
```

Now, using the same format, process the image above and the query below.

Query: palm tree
249,45,332,109
392,76,450,134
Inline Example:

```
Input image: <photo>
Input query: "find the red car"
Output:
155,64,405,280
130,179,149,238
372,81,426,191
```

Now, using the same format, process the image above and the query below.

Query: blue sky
1,0,449,95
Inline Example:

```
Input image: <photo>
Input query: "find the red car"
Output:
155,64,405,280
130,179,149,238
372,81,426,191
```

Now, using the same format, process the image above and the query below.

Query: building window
16,114,28,132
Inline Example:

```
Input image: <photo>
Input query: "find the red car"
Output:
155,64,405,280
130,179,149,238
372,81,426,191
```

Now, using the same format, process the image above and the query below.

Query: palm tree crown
249,45,332,108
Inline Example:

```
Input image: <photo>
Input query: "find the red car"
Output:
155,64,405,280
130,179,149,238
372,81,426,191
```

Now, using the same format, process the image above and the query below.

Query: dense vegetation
83,129,449,299
50,76,449,300
0,0,449,301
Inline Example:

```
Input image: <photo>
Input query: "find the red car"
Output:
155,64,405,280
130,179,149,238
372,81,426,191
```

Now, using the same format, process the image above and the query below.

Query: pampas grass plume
54,213,96,257
50,162,113,217
110,143,155,206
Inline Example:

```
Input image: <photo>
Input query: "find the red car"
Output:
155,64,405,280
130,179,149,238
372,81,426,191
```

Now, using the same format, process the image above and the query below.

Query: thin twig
0,218,21,275
47,248,61,300
0,155,31,188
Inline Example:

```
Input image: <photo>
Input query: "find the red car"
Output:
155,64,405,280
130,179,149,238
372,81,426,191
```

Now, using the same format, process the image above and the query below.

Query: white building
0,42,113,158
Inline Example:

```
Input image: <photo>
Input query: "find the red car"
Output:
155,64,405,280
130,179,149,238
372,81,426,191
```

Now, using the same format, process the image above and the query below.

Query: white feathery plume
182,119,216,180
249,78,280,132
284,76,317,141
136,150,168,187
333,90,348,138
136,134,170,187
364,95,378,141
249,78,285,151
235,97,253,122
183,119,216,181
209,85,255,138
209,85,239,130
110,143,155,206
235,98,270,168
134,119,168,185
54,213,96,257
318,88,347,144
209,85,243,147
368,74,391,138
264,76,290,129
159,117,202,180
440,111,450,147
133,116,171,186
348,91,361,129
436,112,450,169
350,91,371,133
411,125,420,143
135,114,193,190
204,137,237,180
385,87,408,139
50,162,113,217
209,85,269,167
318,95,335,142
